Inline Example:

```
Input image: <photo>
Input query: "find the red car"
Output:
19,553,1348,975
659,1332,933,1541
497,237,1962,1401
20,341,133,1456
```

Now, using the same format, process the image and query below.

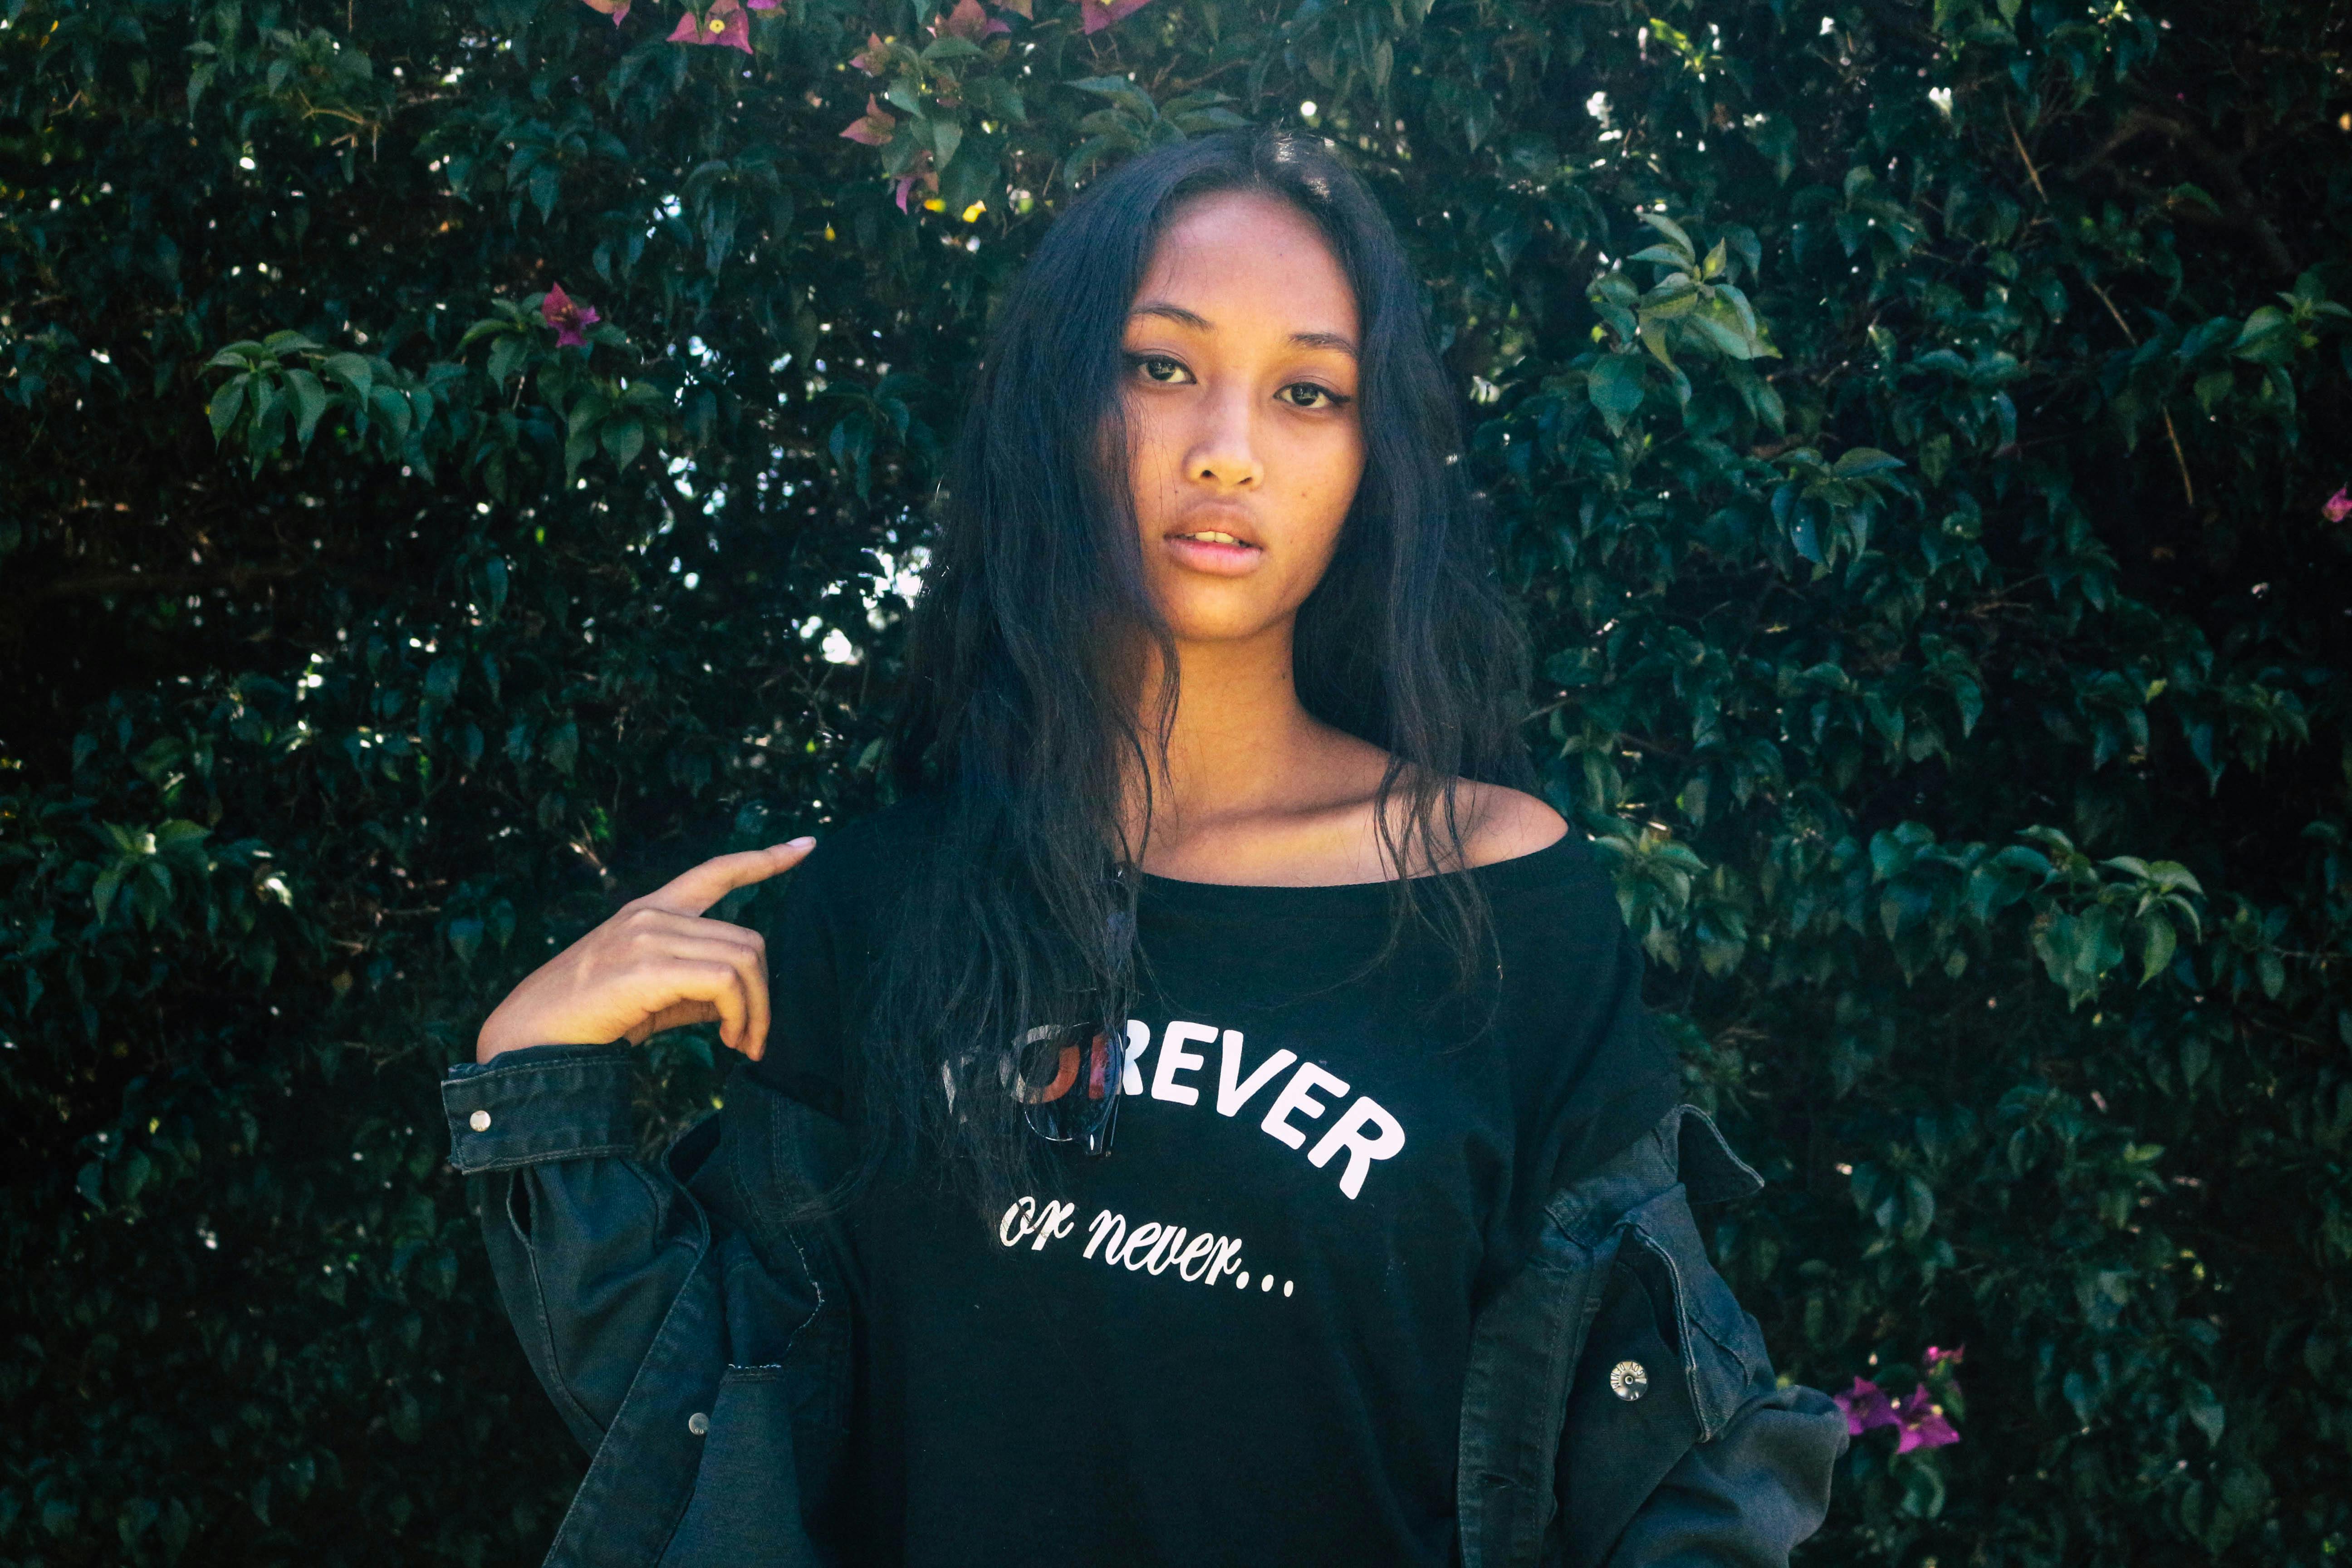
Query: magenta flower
1077,0,1152,32
2325,486,2351,524
849,30,890,74
578,0,629,22
894,153,940,214
1893,1386,1960,1452
839,94,897,147
1924,1343,1965,1371
668,0,752,53
542,283,600,349
1832,1377,1898,1436
932,0,1013,41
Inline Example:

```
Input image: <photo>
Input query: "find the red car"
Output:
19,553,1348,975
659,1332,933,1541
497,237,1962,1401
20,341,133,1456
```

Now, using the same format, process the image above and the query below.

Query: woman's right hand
474,838,817,1065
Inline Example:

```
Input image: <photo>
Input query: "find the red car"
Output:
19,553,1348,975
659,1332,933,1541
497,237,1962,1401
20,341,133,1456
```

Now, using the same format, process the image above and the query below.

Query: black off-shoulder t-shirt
745,794,1679,1568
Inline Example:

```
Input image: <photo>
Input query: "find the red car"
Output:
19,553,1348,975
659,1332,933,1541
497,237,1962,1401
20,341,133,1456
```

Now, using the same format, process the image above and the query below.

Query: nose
1184,379,1264,491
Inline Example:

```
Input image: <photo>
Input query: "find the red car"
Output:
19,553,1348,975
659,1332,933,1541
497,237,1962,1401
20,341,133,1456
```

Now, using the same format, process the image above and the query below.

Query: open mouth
1161,527,1265,575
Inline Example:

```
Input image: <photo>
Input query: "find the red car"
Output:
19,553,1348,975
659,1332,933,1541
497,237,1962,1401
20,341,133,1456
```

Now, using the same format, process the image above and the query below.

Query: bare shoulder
1309,731,1570,877
1455,780,1570,869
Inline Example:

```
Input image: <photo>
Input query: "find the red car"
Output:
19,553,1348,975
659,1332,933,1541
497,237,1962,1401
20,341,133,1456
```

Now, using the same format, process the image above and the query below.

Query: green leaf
2232,306,2296,366
323,352,374,405
208,376,248,442
285,369,329,446
600,416,647,471
929,117,965,176
1833,446,1906,478
1625,244,1689,269
1637,210,1696,261
369,384,412,442
2137,911,2177,984
1067,76,1158,122
921,34,985,64
486,334,529,388
1586,354,1647,436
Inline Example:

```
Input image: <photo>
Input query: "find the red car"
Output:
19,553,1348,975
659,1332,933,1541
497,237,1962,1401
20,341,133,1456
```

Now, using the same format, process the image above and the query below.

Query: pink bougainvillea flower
579,0,629,23
668,0,751,53
931,0,1012,41
542,283,600,349
1893,1386,1960,1453
840,94,897,147
849,30,891,74
747,0,779,8
1078,0,1152,33
1832,1377,1898,1436
894,154,941,215
1924,1344,1965,1371
2325,485,2351,523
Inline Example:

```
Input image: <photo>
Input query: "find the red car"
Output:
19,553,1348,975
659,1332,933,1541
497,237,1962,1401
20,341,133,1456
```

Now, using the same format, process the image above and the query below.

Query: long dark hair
854,125,1538,1213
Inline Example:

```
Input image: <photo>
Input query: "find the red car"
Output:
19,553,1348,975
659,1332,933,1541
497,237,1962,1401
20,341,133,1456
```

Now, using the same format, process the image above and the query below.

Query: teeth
1181,531,1248,546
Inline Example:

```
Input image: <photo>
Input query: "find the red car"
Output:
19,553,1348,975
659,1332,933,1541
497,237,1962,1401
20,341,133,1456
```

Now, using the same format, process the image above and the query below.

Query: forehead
1130,189,1359,337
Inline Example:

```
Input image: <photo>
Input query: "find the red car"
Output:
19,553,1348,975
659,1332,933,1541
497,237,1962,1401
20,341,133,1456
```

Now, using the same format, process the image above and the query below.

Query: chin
1160,605,1283,644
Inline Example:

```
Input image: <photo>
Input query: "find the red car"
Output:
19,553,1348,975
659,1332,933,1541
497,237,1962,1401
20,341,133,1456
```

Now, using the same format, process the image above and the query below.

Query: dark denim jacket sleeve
1459,1103,1847,1568
442,1046,842,1568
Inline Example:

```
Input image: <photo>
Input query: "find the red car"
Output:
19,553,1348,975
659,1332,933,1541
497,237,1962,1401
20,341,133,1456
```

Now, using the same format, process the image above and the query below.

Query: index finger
639,838,817,916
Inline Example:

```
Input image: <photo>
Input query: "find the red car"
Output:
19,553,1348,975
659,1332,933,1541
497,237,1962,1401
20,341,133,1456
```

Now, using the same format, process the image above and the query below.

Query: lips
1161,524,1265,576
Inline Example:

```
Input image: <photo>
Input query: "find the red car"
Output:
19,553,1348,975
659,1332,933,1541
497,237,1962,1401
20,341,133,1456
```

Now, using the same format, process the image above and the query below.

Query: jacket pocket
657,1365,820,1568
1553,1181,1770,1568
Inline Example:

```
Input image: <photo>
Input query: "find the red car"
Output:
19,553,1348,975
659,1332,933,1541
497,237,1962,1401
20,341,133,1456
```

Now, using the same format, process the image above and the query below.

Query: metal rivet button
469,1110,492,1132
1609,1360,1649,1402
687,1411,710,1436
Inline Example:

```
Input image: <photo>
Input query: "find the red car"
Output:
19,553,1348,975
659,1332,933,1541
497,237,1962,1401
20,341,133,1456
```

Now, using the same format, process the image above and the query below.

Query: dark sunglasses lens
1016,1023,1123,1147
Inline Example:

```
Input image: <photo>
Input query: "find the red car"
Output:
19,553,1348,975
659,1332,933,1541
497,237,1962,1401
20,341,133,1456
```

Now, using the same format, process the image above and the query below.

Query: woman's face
1115,188,1366,647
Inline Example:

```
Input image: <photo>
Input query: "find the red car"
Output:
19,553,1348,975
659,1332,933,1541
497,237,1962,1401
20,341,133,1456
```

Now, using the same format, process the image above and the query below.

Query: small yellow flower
960,200,986,222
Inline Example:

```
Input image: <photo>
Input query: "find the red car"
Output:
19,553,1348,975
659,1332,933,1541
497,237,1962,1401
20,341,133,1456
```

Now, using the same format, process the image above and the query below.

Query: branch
2082,277,2197,510
2066,108,2297,277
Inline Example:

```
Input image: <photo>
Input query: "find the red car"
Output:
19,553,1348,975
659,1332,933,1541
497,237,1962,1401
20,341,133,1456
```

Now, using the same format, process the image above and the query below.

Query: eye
1126,352,1191,385
1281,381,1353,411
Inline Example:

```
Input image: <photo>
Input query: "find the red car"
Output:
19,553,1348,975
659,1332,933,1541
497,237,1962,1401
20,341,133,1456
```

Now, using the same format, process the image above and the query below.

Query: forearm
443,1043,713,1451
1598,1382,1847,1568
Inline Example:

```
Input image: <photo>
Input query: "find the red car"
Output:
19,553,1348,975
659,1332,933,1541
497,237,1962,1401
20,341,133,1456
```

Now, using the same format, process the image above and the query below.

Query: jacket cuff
441,1044,639,1173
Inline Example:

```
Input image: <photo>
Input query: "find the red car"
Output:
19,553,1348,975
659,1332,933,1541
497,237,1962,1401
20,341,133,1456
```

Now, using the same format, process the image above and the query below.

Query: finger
645,959,751,1051
641,838,817,917
617,906,770,956
626,1000,719,1046
637,935,766,1052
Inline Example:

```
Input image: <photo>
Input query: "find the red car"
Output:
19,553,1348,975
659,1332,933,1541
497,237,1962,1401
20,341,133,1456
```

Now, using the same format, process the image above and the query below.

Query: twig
2003,99,2048,204
2085,278,2196,509
2067,106,2297,276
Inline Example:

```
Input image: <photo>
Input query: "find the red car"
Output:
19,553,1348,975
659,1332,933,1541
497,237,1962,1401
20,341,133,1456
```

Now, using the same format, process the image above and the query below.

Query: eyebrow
1127,302,1359,360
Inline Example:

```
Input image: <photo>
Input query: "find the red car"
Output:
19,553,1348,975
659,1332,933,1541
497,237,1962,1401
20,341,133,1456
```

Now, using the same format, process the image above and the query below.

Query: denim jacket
442,1044,1844,1568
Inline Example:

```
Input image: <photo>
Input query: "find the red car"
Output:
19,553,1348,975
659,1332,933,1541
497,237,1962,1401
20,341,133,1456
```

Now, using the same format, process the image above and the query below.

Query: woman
448,126,1844,1567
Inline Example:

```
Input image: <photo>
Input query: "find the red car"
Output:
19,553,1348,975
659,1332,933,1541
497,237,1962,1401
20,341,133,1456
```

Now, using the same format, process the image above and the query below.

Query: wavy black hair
854,124,1539,1214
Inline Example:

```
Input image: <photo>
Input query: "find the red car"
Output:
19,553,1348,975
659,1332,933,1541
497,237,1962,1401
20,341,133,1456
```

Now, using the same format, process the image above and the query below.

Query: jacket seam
446,1050,632,1082
545,1168,715,1567
504,1169,609,1446
455,1138,637,1175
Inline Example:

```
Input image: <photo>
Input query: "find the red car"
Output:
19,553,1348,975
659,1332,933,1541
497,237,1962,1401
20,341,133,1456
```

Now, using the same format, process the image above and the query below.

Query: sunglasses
1014,1019,1126,1156
1013,882,1137,1157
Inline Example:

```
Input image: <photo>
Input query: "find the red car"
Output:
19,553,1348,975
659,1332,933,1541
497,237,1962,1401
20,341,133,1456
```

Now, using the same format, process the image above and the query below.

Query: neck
1118,620,1326,858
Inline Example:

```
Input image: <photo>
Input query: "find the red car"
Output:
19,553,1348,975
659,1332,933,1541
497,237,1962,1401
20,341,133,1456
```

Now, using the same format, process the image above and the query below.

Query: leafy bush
3,0,2348,1561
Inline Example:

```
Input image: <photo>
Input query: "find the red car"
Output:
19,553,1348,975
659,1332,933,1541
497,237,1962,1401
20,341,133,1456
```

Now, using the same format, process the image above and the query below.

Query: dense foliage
4,0,2348,1560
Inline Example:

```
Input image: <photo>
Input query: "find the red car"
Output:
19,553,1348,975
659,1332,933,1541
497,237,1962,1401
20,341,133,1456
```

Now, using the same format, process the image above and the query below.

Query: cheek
1305,432,1366,544
1112,404,1174,513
